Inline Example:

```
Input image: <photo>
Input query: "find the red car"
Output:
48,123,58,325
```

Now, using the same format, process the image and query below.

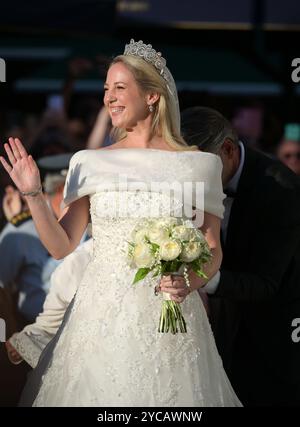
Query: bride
0,39,241,407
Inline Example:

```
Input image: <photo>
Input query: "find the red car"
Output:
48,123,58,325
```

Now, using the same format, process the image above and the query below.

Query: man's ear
221,139,237,158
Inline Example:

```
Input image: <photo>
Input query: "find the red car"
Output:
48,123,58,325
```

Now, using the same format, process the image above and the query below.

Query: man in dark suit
181,106,300,406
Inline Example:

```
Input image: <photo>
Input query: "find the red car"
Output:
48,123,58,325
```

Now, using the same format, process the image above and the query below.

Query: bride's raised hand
0,137,42,194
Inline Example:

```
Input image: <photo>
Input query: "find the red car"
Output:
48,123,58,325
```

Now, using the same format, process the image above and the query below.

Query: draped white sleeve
62,149,225,218
63,150,97,206
189,152,225,219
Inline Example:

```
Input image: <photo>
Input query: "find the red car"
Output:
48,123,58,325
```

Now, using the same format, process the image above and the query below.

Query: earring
148,104,154,113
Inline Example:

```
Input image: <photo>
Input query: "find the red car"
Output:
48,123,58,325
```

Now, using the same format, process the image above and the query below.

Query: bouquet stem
157,271,188,334
158,298,187,334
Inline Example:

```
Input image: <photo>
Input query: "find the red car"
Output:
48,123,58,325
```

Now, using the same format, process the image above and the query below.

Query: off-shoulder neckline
98,148,190,153
74,148,221,161
95,148,220,159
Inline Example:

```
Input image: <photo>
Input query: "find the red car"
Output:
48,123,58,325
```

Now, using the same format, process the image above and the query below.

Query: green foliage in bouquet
127,217,212,334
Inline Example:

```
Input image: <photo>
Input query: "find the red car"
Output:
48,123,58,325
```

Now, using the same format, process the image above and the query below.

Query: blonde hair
109,55,197,151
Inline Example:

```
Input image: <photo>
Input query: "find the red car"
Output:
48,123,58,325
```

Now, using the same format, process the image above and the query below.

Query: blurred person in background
86,106,112,149
231,104,264,150
6,238,93,369
0,185,49,407
38,153,73,219
277,124,300,176
0,186,49,326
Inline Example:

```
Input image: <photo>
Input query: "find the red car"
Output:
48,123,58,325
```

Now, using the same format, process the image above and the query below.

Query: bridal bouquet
127,217,212,334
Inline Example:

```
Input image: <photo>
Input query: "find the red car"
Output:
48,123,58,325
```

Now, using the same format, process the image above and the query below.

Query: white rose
155,217,178,229
133,228,149,244
172,225,191,241
181,242,202,262
133,243,155,268
160,240,181,261
148,227,169,245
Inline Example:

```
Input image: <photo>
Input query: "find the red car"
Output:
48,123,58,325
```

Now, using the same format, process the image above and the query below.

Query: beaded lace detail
32,191,241,407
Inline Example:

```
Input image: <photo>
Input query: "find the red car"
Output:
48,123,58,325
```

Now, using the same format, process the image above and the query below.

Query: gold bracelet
20,185,43,197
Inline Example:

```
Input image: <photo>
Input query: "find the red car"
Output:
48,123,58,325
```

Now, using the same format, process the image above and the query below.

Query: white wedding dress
20,148,242,407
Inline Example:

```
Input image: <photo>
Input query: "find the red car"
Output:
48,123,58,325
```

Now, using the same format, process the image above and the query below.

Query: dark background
0,0,300,150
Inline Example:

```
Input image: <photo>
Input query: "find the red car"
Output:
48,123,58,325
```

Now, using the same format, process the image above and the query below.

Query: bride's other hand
0,137,42,194
159,274,190,303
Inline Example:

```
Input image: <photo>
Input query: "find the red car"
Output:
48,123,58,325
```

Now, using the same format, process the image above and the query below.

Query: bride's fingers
15,138,28,158
28,154,38,173
10,138,22,160
4,142,16,165
171,295,185,303
161,275,172,284
160,286,181,295
160,282,189,296
161,278,185,289
0,156,13,173
172,278,185,286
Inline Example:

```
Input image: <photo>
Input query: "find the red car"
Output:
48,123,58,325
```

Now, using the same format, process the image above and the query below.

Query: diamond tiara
123,39,169,83
122,38,180,129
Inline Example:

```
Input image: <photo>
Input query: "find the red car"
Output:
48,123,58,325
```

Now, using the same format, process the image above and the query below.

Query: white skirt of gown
20,192,242,407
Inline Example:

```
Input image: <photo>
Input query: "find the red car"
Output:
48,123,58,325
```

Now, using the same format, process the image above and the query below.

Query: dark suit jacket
210,146,300,406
